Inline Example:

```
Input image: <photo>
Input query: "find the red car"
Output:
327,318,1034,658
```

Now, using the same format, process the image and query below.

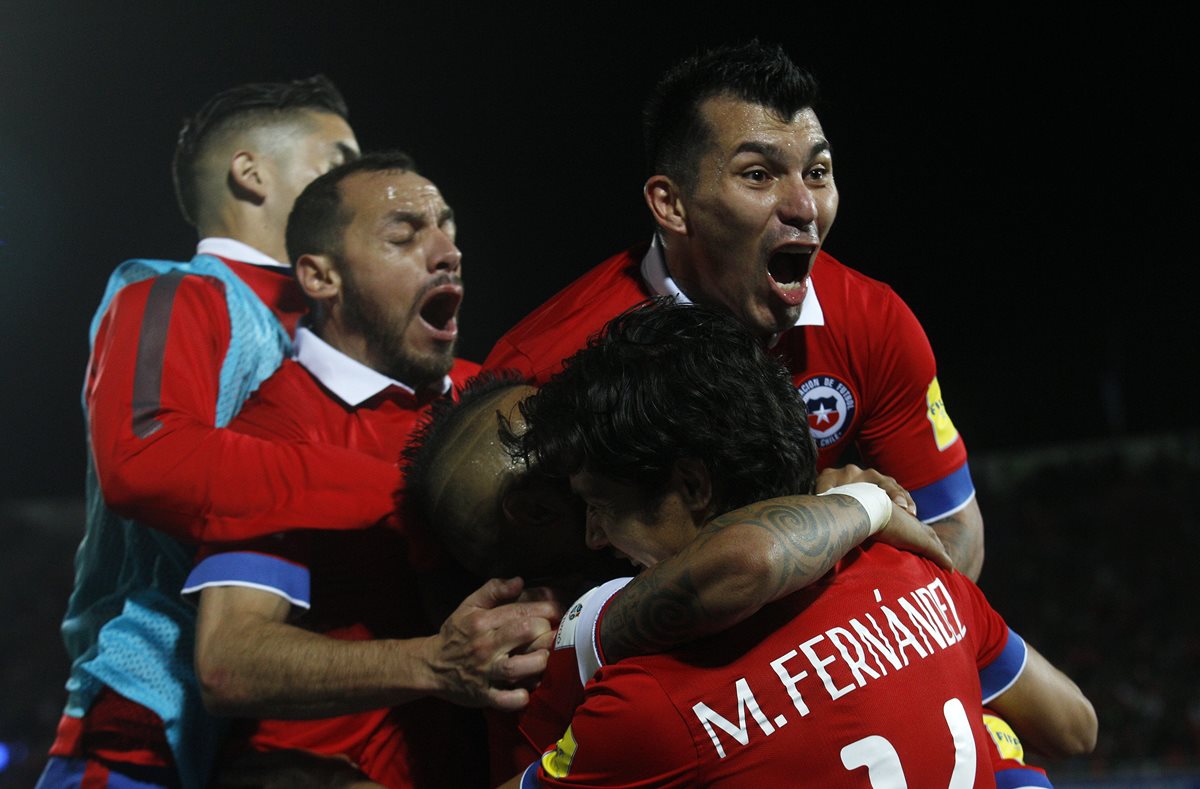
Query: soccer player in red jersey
502,300,1096,788
182,152,562,787
39,76,408,789
483,41,984,586
401,379,950,785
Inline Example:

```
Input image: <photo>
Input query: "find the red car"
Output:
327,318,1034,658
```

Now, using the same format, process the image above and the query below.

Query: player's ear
672,457,712,515
228,150,267,204
644,174,687,235
295,253,341,301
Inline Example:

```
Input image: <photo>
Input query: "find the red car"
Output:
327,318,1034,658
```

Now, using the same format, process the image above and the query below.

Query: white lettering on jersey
691,578,971,759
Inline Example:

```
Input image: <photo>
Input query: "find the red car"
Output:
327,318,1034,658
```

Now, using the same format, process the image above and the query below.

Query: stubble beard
339,266,458,391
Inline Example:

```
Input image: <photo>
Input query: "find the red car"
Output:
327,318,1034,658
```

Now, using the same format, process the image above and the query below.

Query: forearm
600,493,872,661
196,578,560,720
931,496,984,581
988,643,1097,759
196,617,436,719
99,421,401,542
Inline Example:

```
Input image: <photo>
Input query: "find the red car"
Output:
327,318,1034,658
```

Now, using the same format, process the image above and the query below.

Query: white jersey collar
639,233,825,328
293,327,451,406
197,237,289,269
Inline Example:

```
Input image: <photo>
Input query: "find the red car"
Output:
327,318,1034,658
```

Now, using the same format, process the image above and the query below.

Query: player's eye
742,168,770,183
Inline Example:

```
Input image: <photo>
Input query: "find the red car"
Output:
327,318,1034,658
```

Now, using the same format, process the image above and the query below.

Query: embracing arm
931,496,984,581
987,642,1097,760
87,277,401,543
599,488,951,662
194,576,560,718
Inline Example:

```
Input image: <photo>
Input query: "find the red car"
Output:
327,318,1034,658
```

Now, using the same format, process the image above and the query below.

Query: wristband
819,482,892,535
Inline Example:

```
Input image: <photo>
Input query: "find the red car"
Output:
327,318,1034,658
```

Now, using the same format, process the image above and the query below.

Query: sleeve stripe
980,628,1028,704
519,761,542,789
995,766,1054,788
911,461,976,524
131,271,190,439
577,577,633,684
182,552,311,608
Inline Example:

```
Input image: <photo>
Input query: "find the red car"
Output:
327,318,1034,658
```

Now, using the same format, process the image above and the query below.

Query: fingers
526,628,558,654
875,508,954,570
493,649,550,687
484,685,532,714
432,586,560,711
818,465,916,517
461,576,526,610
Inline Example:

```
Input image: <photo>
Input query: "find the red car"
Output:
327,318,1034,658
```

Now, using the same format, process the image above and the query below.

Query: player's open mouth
767,248,812,306
418,284,462,341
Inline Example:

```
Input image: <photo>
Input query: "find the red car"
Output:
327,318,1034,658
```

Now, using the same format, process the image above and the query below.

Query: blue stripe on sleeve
995,766,1054,788
910,461,976,523
980,628,1028,704
182,552,311,608
519,761,542,789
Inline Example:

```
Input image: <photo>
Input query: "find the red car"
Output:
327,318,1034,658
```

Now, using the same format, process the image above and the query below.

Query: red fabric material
482,245,967,493
536,546,1006,787
49,688,174,768
85,256,404,544
201,356,483,789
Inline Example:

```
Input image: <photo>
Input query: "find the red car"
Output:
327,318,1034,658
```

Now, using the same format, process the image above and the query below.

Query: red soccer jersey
530,545,1011,788
483,242,972,521
86,242,404,543
185,330,483,788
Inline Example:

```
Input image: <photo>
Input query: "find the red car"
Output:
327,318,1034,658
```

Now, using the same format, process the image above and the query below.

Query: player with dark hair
401,346,952,784
39,78,411,789
484,40,985,600
183,152,559,787
171,74,356,252
503,300,1096,788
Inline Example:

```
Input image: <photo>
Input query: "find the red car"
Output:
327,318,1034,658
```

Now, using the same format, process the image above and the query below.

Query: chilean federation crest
797,374,857,449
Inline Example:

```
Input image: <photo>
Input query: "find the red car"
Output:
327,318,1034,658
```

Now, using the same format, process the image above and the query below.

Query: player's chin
744,302,797,339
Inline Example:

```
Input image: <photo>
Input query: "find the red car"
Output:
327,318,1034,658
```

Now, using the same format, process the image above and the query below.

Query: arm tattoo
601,496,871,661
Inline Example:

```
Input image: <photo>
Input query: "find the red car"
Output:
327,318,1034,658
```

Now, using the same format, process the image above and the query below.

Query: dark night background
1,2,1196,783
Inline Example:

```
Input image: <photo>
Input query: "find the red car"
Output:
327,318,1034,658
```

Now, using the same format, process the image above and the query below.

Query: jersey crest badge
797,374,857,448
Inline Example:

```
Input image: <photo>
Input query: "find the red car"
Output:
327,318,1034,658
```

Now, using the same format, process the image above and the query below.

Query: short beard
338,263,458,391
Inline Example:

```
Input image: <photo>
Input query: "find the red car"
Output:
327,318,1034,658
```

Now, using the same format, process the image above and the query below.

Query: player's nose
428,228,461,274
778,175,818,230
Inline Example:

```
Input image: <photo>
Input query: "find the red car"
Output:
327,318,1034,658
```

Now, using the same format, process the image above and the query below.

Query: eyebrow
383,206,455,227
733,138,833,161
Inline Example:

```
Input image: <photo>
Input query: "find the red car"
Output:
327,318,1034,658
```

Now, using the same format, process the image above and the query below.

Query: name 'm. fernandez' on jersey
693,574,969,759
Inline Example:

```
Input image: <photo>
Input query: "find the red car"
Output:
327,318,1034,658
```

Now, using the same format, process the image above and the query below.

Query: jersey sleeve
527,664,698,788
510,578,633,772
854,287,973,522
941,568,1020,688
86,274,402,544
182,549,312,609
482,334,540,381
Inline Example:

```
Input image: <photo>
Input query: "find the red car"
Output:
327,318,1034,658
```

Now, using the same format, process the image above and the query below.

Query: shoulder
230,360,324,437
555,578,633,684
449,357,482,386
542,660,697,787
524,245,648,324
484,244,650,371
811,250,909,314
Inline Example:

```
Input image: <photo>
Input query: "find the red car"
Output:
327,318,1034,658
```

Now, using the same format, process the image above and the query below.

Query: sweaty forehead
344,169,443,210
701,96,827,156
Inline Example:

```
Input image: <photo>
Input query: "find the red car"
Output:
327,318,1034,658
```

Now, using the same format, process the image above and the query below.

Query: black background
0,3,1190,501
